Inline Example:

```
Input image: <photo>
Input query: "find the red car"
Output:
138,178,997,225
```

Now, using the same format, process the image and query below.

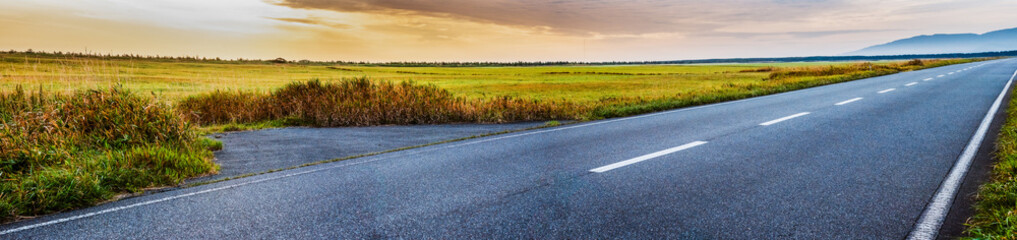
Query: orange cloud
271,0,853,35
3,0,1016,61
268,17,353,29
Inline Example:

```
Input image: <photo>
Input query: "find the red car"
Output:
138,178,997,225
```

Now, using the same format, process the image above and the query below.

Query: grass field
0,52,911,103
1,52,980,123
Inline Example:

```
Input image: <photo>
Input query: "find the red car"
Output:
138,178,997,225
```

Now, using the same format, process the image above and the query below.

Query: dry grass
0,86,218,221
764,59,929,80
963,86,1017,239
173,59,984,128
590,59,979,118
0,52,943,104
178,78,585,127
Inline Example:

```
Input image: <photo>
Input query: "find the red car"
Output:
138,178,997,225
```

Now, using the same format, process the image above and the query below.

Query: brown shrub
177,77,584,127
0,86,217,220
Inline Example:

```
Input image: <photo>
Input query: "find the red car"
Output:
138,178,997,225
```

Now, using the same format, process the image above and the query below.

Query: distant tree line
3,49,270,65
629,51,1017,65
4,49,1017,67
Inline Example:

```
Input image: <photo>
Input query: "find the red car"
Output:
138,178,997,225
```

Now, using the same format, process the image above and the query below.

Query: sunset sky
2,0,1016,62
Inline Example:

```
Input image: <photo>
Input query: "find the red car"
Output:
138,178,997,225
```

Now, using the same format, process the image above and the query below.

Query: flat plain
0,53,916,104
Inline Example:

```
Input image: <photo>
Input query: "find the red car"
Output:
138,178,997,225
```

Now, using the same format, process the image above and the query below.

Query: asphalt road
195,122,545,182
3,59,1016,239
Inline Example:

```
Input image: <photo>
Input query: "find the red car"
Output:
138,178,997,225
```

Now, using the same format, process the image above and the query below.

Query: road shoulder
936,74,1014,239
191,122,547,183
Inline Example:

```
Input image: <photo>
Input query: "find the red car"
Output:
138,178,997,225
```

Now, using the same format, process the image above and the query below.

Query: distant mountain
846,27,1017,56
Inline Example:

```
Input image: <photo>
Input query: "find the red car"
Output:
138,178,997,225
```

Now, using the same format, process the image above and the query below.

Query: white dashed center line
835,97,863,106
924,78,934,81
906,82,918,87
879,88,896,94
589,141,708,173
760,112,811,126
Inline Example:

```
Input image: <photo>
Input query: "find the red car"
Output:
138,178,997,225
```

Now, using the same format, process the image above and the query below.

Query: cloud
7,0,1016,62
270,0,852,35
704,29,897,39
268,17,352,29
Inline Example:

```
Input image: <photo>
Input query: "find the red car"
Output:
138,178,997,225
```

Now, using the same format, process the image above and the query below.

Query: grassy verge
176,59,987,129
591,59,979,118
964,86,1017,239
0,87,218,222
178,77,585,127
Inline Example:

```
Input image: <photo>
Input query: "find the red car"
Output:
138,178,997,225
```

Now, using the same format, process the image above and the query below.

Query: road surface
3,59,1015,239
196,122,545,182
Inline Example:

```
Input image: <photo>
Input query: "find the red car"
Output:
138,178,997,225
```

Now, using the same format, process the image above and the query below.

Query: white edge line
878,88,896,94
589,141,707,173
0,162,339,235
759,112,810,126
835,97,863,106
906,82,919,87
907,69,1017,240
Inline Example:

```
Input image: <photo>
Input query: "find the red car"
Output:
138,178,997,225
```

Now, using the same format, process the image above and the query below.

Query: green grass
588,60,959,118
964,86,1017,239
0,86,218,222
171,59,979,128
0,52,951,104
1,52,985,127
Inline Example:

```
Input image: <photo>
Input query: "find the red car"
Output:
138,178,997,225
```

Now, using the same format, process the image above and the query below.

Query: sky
2,0,1016,62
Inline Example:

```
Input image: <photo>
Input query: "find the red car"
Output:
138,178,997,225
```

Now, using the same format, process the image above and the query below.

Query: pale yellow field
0,53,887,103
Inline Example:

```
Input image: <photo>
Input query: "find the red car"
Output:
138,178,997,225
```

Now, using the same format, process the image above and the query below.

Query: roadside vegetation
178,78,583,127
0,51,994,222
173,59,978,129
0,52,984,104
0,86,218,221
964,86,1017,239
588,59,974,118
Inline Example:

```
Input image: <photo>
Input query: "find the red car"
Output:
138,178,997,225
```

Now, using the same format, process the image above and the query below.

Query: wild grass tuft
963,85,1017,239
0,86,218,221
178,77,585,127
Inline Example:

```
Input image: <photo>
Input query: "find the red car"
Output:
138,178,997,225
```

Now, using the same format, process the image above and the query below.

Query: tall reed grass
0,86,218,221
177,77,585,127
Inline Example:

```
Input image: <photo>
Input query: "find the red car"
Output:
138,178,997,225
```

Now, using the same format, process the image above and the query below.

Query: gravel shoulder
191,122,547,183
